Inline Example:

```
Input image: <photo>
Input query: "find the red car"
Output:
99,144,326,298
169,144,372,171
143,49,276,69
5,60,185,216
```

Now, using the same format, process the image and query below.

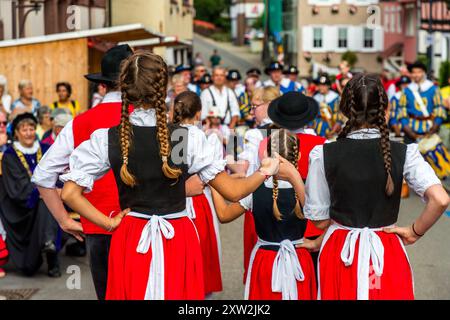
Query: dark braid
339,73,394,196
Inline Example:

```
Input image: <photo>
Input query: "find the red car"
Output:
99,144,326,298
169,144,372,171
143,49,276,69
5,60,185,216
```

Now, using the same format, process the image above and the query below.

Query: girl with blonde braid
305,74,449,300
59,51,281,300
211,129,318,300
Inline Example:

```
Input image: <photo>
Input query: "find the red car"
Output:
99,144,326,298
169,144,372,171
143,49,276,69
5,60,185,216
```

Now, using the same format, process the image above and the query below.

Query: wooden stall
0,24,161,110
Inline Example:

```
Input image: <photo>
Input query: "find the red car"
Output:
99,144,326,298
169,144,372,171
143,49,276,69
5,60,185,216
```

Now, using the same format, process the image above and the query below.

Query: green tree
194,0,229,24
439,61,450,87
342,51,358,67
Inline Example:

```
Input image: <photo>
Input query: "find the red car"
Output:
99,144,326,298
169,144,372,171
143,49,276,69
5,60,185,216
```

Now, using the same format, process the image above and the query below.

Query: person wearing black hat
283,65,305,94
200,66,241,129
397,61,447,144
0,113,60,278
198,73,213,91
246,68,263,88
397,61,450,183
32,44,134,300
264,62,302,95
311,74,343,139
389,75,411,137
267,91,327,246
174,64,201,95
227,69,245,99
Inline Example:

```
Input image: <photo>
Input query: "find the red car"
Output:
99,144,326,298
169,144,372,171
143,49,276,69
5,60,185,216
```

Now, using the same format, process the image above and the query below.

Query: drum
418,134,450,180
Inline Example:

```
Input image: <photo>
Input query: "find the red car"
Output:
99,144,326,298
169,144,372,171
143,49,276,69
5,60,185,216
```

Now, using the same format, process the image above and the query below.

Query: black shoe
65,241,87,257
42,241,57,254
47,266,61,278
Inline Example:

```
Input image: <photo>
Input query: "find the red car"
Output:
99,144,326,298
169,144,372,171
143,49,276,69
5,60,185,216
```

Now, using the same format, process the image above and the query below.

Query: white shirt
304,128,442,221
31,91,122,188
239,177,293,211
59,109,226,192
200,85,241,125
2,94,12,113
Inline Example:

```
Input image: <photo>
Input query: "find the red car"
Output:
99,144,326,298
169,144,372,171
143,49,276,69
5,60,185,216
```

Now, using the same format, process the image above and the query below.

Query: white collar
13,140,40,154
129,108,157,127
211,85,229,95
101,91,122,104
290,128,317,136
280,78,292,87
346,128,381,139
409,79,434,93
315,90,339,103
260,118,273,126
264,176,293,189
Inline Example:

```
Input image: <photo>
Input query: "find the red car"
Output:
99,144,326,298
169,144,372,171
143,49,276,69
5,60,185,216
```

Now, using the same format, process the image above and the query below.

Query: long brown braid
118,50,181,187
338,73,394,196
270,129,304,221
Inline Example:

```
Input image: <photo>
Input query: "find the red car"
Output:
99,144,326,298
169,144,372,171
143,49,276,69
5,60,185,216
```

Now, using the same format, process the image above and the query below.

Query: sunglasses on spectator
251,103,265,111
0,121,7,126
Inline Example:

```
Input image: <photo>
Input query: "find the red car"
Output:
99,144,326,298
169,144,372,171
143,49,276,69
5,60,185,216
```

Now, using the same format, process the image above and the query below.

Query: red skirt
319,229,414,300
192,194,223,295
0,237,8,266
243,210,258,283
248,248,317,300
106,215,204,300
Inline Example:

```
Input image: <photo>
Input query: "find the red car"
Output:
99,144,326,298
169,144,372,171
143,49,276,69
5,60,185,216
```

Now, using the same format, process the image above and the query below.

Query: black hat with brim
247,68,262,77
268,92,319,130
396,76,411,87
11,112,38,134
283,65,299,75
174,64,193,74
85,44,133,84
407,61,427,73
198,74,213,85
227,69,242,81
265,62,284,75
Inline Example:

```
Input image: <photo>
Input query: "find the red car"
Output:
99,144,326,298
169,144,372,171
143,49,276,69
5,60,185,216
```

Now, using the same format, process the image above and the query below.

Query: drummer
398,61,447,144
311,74,343,139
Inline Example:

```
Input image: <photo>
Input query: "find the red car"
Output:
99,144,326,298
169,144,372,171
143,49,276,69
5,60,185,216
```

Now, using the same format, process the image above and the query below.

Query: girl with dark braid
211,129,318,300
59,51,282,300
305,73,449,300
172,91,223,297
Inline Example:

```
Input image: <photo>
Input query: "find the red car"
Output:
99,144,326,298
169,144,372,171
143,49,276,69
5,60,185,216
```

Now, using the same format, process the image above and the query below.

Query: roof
0,24,163,48
119,36,192,49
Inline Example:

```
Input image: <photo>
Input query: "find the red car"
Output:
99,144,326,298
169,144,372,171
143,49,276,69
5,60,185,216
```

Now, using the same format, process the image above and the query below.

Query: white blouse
239,177,293,212
59,109,226,192
304,128,442,221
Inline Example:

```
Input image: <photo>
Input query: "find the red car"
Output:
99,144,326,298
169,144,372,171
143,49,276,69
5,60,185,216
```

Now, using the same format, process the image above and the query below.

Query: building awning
0,24,163,48
119,36,192,49
381,42,404,59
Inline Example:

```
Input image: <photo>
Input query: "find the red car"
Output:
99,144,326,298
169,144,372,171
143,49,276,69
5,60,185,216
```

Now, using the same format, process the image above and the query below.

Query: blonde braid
272,177,282,221
292,140,304,219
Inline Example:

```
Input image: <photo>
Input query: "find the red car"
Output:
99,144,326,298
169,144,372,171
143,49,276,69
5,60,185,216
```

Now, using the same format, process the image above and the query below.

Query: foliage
194,0,230,31
439,60,450,87
341,51,358,67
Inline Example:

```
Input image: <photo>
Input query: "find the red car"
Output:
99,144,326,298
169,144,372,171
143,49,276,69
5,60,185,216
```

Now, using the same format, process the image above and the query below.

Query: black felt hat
283,65,299,75
407,61,427,73
11,112,38,133
396,75,411,87
85,45,133,84
174,64,193,74
246,68,262,77
227,69,242,81
265,61,284,75
268,92,319,130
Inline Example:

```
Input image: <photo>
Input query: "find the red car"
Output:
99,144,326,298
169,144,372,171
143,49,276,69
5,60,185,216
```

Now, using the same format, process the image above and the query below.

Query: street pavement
0,36,449,300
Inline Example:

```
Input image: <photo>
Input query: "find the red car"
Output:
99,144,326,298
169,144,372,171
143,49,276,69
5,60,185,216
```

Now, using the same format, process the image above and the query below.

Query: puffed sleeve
404,143,441,201
304,145,331,221
59,129,110,193
239,194,253,211
207,132,224,161
238,129,263,163
186,126,226,184
31,120,74,188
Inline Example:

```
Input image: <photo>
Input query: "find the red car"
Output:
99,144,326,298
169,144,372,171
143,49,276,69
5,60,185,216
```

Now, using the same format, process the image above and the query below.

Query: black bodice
108,125,189,215
252,182,307,251
323,138,407,228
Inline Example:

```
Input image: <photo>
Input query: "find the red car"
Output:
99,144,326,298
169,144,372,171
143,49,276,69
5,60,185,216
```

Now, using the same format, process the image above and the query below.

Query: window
313,28,323,48
338,28,348,48
363,28,374,48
